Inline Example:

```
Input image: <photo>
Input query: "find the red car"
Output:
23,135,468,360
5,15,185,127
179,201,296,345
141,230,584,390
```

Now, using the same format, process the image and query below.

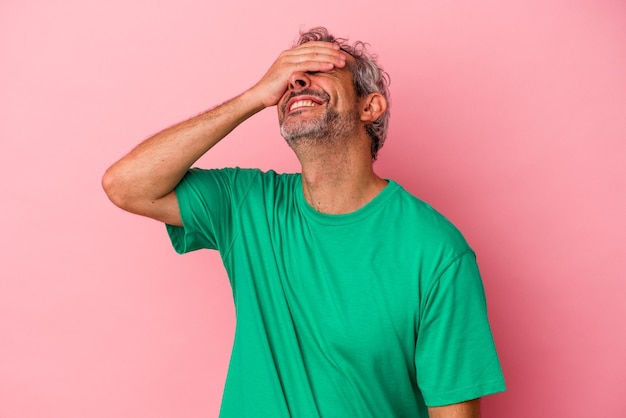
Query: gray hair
295,27,391,160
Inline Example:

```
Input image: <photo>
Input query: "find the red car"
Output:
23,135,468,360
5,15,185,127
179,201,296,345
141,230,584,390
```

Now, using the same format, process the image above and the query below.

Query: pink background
1,0,625,417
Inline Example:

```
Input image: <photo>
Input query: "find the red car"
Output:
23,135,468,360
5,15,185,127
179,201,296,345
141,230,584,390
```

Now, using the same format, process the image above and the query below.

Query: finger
292,40,341,51
283,49,347,69
285,42,346,60
290,60,336,73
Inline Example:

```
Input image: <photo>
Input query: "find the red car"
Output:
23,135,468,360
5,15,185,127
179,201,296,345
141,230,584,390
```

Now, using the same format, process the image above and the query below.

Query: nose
288,72,311,90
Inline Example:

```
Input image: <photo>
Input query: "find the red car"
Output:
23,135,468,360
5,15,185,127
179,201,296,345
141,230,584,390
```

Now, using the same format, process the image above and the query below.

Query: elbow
102,164,153,216
102,165,129,210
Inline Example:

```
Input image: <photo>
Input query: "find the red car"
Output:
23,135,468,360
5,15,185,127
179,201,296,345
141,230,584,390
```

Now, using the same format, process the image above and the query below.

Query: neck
294,136,387,214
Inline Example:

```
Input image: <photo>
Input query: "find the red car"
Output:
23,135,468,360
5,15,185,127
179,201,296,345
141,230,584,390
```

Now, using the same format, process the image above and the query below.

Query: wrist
241,86,271,112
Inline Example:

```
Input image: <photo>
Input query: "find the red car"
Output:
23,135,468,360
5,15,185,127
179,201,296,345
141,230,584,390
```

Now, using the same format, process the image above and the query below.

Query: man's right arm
102,41,346,226
102,91,264,226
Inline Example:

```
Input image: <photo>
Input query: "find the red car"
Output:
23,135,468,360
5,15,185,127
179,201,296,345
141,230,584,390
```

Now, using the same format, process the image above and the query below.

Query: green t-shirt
167,168,505,417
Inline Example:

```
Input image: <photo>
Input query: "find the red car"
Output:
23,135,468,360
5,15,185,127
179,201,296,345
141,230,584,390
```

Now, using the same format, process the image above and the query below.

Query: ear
359,92,387,123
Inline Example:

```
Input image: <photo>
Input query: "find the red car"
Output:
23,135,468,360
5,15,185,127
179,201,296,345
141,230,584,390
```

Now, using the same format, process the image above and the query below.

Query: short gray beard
280,107,358,147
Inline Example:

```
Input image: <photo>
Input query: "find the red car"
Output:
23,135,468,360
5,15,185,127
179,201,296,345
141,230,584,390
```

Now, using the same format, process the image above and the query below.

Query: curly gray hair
295,27,391,160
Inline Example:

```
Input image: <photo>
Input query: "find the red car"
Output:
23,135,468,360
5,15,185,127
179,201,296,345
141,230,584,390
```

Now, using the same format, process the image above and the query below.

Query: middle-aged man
103,27,506,417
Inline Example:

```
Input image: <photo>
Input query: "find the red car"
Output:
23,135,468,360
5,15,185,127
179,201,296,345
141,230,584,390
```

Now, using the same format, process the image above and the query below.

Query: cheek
277,104,287,123
336,90,359,112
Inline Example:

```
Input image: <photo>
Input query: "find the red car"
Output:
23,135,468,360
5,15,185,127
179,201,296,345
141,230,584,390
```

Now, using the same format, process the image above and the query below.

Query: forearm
103,89,264,211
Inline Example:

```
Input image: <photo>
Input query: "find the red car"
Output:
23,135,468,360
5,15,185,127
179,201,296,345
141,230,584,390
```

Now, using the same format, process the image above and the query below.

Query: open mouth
287,96,325,114
282,89,330,115
289,98,324,112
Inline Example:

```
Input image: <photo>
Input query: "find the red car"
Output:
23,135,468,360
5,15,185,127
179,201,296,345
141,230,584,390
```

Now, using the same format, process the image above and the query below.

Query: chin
280,107,359,147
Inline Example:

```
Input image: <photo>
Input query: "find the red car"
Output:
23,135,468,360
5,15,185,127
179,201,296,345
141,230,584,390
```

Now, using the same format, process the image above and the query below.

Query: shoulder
184,167,298,183
179,167,300,202
181,167,297,189
387,180,470,253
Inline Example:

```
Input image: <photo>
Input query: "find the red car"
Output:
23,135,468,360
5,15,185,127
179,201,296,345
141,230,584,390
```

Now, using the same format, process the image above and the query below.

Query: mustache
281,88,330,113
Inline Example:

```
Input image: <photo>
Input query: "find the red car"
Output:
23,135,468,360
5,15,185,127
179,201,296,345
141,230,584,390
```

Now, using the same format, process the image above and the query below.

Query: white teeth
290,100,318,111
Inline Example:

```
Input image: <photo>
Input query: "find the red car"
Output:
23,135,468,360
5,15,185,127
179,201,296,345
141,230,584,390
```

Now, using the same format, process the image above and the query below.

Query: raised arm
102,41,346,226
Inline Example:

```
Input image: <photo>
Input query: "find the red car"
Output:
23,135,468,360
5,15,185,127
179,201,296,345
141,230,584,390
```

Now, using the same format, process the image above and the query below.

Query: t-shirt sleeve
165,168,248,254
415,250,506,406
